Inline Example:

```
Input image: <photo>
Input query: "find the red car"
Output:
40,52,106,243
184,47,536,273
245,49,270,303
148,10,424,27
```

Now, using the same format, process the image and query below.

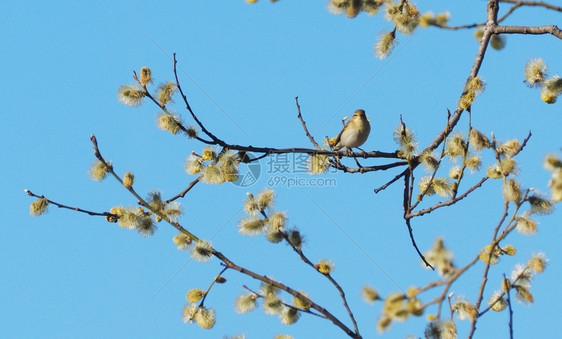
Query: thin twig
25,189,117,218
468,200,509,338
198,266,229,307
480,266,529,316
505,273,514,339
417,256,480,318
241,285,327,319
134,73,212,144
408,109,451,211
173,54,221,143
336,160,408,174
296,97,321,149
451,106,473,199
374,168,409,193
403,172,434,269
499,0,562,12
437,3,520,30
218,252,361,338
447,292,455,321
171,54,397,163
164,175,202,204
434,0,562,30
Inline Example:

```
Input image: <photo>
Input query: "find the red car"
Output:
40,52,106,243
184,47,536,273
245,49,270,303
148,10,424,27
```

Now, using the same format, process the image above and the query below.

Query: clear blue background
2,1,561,338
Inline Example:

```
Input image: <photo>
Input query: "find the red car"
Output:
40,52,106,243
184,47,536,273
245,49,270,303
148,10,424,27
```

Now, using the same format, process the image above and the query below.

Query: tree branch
506,273,514,339
198,266,229,307
494,24,562,39
374,168,409,193
25,189,117,219
424,1,498,156
90,134,361,338
217,252,361,338
407,177,489,218
403,172,434,269
260,211,361,337
499,0,562,12
296,96,321,149
241,284,327,319
164,175,202,204
173,54,221,143
417,257,480,318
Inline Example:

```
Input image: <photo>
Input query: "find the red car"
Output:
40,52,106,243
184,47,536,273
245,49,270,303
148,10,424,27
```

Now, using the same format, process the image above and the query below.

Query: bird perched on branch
329,109,371,151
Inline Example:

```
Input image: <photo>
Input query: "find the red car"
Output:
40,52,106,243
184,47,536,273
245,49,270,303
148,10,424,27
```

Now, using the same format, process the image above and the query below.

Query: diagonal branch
89,134,361,339
259,211,361,336
241,284,327,319
216,251,361,338
164,175,202,204
173,54,221,143
407,177,489,218
424,0,498,155
374,168,409,193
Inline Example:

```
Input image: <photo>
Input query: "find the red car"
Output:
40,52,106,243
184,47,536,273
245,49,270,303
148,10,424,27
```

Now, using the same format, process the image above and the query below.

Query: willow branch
217,251,361,338
468,200,510,339
173,54,221,143
198,266,229,307
164,175,202,204
494,24,562,39
505,273,514,339
169,54,399,166
91,134,200,241
133,71,212,144
438,22,484,30
408,110,451,211
374,168,409,193
260,211,361,337
418,257,480,318
435,0,561,30
479,265,527,316
407,177,489,218
296,97,321,149
25,189,116,218
402,172,433,268
423,1,498,156
91,134,360,338
499,0,562,12
375,2,498,194
335,160,408,174
242,285,327,319
438,3,520,30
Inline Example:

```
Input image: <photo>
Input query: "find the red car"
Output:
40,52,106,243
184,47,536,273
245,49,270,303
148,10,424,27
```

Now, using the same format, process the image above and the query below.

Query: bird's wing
333,117,350,147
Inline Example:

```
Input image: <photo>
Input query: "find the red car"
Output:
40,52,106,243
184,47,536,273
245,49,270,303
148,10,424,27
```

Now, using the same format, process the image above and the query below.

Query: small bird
331,109,371,151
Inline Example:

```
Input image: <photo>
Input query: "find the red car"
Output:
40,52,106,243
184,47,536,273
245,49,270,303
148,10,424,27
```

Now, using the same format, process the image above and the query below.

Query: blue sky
2,1,561,338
